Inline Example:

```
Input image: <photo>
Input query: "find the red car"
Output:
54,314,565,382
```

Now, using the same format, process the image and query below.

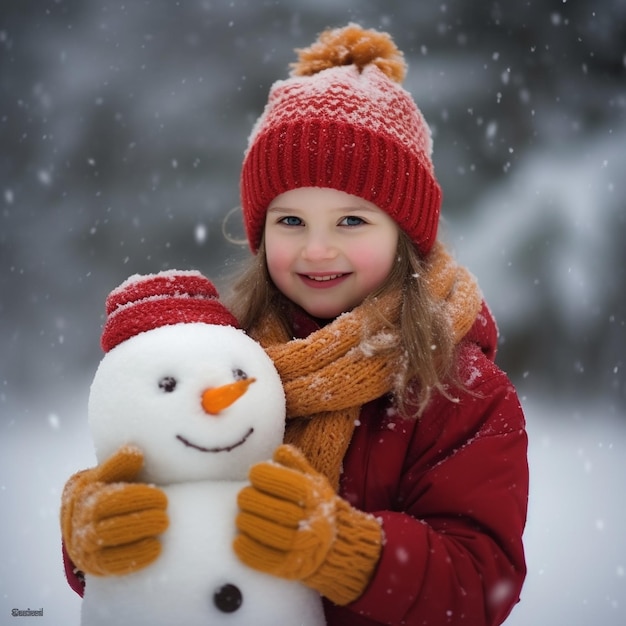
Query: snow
109,268,207,296
506,398,626,625
1,2,624,623
1,393,624,624
0,398,93,626
3,123,625,623
448,126,624,334
0,292,328,624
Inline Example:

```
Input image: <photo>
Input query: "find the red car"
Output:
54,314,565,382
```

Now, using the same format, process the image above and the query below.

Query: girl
61,24,527,626
227,24,528,626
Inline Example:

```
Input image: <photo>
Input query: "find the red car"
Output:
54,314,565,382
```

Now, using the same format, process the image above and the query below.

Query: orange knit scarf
251,242,482,490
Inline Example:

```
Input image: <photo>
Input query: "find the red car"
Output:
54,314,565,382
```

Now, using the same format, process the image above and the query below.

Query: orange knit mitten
60,445,169,577
234,444,382,605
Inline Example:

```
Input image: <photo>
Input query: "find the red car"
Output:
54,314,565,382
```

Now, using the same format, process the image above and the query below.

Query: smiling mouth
176,427,254,453
305,273,345,281
300,272,352,283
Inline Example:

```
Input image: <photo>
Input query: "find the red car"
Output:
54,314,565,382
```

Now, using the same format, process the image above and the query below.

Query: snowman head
88,271,285,484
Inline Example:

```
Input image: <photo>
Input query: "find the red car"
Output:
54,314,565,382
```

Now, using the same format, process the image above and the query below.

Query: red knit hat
101,270,239,352
240,23,442,256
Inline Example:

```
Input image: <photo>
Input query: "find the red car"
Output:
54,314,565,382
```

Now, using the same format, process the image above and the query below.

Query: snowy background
1,1,624,624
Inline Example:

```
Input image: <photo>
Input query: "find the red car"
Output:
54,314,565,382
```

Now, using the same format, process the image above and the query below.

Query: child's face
264,187,399,319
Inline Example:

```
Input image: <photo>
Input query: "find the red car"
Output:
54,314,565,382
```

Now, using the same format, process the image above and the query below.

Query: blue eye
340,216,365,226
279,216,302,226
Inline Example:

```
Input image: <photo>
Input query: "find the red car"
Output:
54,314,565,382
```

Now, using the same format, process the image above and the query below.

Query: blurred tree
1,0,624,416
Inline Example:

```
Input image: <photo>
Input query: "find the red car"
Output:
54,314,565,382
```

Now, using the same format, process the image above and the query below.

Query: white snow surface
1,393,625,624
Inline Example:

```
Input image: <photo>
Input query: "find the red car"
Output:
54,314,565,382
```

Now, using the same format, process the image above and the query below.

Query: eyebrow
267,204,379,213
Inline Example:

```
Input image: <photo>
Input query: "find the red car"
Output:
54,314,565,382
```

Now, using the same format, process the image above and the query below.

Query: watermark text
11,608,43,617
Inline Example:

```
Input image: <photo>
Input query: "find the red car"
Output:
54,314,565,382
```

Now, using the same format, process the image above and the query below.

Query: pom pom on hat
101,270,239,352
290,23,407,83
240,23,442,256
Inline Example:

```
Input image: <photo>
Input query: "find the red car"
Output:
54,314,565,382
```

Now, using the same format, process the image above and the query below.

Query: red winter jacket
64,302,528,626
316,302,528,626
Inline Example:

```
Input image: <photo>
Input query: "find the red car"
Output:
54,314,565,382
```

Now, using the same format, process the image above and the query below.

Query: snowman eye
158,376,177,392
232,368,248,381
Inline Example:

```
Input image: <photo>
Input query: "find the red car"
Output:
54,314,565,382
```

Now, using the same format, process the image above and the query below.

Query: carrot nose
201,378,256,415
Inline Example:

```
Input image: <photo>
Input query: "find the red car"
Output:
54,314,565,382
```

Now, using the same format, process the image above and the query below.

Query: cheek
349,236,398,293
265,240,292,280
350,238,396,275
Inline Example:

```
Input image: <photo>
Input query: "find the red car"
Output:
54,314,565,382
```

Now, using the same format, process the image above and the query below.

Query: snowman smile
176,427,254,453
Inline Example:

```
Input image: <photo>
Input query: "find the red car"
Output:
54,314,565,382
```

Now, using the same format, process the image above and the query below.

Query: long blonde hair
224,231,457,417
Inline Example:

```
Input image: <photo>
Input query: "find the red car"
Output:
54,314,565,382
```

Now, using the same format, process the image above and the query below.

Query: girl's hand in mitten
60,445,169,577
234,444,382,605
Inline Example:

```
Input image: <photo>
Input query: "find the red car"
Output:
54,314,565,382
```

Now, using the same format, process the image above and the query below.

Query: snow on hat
240,23,442,256
101,270,239,352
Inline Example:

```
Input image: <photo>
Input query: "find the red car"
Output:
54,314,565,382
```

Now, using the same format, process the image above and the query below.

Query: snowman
80,270,326,626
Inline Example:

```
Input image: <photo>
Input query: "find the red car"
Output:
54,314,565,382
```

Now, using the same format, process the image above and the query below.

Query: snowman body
82,481,325,626
82,321,325,626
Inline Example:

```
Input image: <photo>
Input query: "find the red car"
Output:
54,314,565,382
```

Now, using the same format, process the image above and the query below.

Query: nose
301,230,338,261
201,378,256,415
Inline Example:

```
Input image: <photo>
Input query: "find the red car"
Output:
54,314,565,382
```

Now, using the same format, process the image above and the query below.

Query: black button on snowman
213,583,243,613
